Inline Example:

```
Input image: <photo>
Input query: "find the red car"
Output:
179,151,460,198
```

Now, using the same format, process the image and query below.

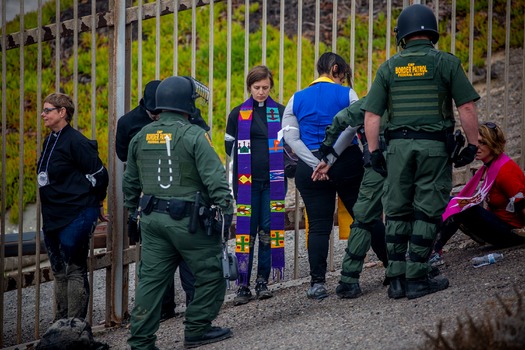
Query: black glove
223,214,233,233
453,143,477,168
370,149,387,177
319,143,336,162
213,213,234,236
362,143,371,167
127,212,141,245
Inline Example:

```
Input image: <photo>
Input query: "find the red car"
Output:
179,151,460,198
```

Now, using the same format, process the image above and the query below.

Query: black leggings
435,205,525,251
295,145,364,284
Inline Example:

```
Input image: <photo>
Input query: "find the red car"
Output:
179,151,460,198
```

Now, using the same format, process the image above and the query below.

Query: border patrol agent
314,97,389,298
363,4,480,300
124,76,234,349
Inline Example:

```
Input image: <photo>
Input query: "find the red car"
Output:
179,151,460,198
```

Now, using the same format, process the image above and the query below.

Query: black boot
336,281,363,299
406,276,449,300
184,326,232,348
387,275,406,299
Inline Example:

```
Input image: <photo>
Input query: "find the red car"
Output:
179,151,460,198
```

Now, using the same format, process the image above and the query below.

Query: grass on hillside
0,0,523,221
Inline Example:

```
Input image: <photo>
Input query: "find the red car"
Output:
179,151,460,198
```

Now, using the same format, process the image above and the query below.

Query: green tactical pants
340,166,386,284
128,211,225,350
383,139,451,280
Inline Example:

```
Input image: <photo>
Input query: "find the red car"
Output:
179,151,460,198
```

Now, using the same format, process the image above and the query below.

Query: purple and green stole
235,96,286,284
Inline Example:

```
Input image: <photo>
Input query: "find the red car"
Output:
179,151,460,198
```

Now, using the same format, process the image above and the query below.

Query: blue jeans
44,206,99,319
245,180,272,285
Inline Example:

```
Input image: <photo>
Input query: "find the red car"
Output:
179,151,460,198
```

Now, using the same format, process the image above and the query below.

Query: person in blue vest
282,52,363,300
363,4,480,300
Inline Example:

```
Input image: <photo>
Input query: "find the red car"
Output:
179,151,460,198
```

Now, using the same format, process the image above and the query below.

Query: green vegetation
1,0,523,221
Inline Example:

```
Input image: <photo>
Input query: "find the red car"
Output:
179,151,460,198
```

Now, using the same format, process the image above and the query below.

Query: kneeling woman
433,122,525,259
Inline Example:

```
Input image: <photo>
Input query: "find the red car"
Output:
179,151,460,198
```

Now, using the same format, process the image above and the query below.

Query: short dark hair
44,92,75,123
246,65,274,94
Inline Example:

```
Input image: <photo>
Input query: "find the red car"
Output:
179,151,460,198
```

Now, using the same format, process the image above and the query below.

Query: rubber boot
53,270,68,321
67,263,89,319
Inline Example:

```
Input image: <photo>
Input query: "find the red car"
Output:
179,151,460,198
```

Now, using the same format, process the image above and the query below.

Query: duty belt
151,198,193,216
387,128,446,142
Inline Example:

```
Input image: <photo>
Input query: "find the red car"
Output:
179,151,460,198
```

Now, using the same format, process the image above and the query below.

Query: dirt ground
91,232,525,350
3,2,525,347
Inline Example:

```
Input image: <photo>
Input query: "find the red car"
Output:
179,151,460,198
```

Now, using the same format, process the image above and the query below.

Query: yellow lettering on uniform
395,63,428,78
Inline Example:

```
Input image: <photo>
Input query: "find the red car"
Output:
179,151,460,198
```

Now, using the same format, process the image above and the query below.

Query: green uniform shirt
323,96,387,147
363,40,480,133
123,112,233,214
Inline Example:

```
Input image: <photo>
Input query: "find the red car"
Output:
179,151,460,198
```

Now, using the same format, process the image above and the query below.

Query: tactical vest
138,120,204,197
387,49,453,128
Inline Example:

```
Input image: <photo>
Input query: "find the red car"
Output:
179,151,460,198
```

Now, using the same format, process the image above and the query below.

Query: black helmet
395,4,439,47
155,76,209,115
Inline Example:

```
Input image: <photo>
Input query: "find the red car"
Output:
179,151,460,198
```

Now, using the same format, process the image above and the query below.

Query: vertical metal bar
434,0,439,50
294,0,303,280
367,1,373,91
106,0,115,327
110,0,126,325
17,0,25,343
208,0,214,129
243,0,249,101
89,0,98,324
350,0,355,83
55,0,61,91
502,0,511,133
314,0,319,76
138,0,143,92
386,0,392,60
34,0,44,339
468,0,474,82
191,0,196,77
278,0,285,103
451,0,456,55
226,0,232,120
1,0,7,346
262,0,267,65
173,0,178,76
332,0,337,53
486,0,493,118
225,0,234,202
155,0,160,80
73,0,79,128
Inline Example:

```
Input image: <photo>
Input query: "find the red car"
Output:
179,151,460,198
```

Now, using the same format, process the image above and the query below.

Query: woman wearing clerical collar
225,66,286,306
37,92,108,322
430,122,525,266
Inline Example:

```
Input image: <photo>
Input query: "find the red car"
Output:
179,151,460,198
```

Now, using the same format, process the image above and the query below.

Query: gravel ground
4,227,524,349
3,47,524,350
90,231,525,350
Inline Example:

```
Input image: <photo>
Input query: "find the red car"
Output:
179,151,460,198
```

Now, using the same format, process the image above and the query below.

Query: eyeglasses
42,107,61,114
483,122,497,129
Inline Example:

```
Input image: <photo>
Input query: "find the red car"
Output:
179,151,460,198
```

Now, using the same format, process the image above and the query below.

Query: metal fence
1,0,524,347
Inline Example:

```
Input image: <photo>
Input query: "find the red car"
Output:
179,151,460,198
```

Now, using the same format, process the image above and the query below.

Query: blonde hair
479,122,506,157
